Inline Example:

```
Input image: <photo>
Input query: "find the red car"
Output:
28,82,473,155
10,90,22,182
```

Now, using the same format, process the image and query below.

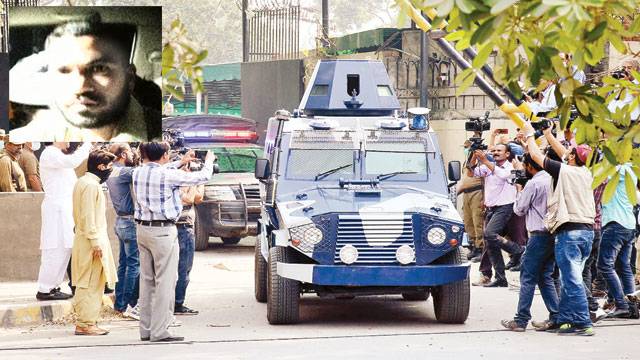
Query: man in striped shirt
132,142,215,342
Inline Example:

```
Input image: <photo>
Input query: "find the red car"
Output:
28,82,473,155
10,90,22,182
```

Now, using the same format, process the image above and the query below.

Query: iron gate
246,0,300,62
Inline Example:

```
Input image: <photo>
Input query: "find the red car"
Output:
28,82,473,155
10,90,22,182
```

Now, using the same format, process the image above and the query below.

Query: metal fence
247,1,300,62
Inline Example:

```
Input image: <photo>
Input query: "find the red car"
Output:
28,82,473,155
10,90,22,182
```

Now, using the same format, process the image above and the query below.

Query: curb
0,295,113,328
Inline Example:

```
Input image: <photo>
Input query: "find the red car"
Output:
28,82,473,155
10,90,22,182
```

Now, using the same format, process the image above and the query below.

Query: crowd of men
459,57,640,336
0,140,215,341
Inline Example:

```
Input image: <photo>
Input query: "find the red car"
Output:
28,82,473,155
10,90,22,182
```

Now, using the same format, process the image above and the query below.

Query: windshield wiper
314,164,352,181
376,171,418,181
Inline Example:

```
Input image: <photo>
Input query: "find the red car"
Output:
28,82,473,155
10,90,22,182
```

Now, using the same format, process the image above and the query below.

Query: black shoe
510,264,521,272
470,254,482,263
607,308,631,319
141,337,150,341
174,305,199,315
483,279,508,288
36,290,72,301
467,248,481,260
151,336,185,342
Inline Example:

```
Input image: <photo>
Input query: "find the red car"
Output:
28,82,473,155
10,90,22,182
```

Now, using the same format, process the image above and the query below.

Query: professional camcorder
510,169,528,187
465,111,491,133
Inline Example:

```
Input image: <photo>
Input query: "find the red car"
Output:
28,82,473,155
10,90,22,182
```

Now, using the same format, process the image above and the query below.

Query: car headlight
451,225,461,233
427,227,447,246
395,245,415,265
339,245,358,265
303,227,323,245
289,223,324,251
207,186,236,201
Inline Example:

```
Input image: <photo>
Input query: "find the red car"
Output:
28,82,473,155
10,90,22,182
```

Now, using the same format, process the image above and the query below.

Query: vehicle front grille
334,214,414,264
242,185,261,206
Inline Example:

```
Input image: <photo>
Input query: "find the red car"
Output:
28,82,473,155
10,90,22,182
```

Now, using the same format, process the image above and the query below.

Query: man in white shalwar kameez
36,142,92,301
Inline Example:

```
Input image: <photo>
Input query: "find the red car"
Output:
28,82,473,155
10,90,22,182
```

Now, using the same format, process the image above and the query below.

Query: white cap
9,52,51,106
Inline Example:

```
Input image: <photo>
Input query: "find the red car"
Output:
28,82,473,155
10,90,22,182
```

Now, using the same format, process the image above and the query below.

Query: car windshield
364,142,428,180
286,149,354,180
211,147,263,173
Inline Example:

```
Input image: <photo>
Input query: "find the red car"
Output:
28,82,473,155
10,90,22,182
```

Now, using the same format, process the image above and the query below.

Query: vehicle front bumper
196,201,260,238
276,263,470,286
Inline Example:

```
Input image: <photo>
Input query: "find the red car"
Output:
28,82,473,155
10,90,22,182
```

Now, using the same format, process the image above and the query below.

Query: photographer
174,162,205,316
501,154,558,331
459,140,484,262
468,144,524,287
132,142,215,342
523,121,595,336
608,59,639,121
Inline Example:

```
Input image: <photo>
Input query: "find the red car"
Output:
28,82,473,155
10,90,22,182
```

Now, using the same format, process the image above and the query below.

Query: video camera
465,111,491,133
531,118,555,138
465,111,490,161
510,169,528,187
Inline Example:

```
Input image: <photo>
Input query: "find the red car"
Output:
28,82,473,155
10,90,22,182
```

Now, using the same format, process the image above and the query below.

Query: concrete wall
241,59,305,144
0,192,119,281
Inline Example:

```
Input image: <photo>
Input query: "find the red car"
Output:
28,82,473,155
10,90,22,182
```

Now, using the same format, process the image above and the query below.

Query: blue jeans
555,229,593,327
597,222,636,310
175,224,195,307
114,217,140,312
514,232,559,327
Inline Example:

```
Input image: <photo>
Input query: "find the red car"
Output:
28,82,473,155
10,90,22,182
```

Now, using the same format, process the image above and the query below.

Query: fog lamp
396,245,415,265
339,245,358,265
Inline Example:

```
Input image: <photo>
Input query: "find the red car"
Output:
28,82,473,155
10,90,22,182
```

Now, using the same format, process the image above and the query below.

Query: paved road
1,237,638,359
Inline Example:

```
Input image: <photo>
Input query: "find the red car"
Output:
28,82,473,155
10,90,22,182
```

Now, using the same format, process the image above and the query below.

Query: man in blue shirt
597,164,638,318
106,143,140,319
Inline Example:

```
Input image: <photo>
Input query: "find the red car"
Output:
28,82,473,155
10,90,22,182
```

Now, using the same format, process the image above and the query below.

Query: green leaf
456,0,475,14
164,85,184,102
454,68,477,96
445,30,465,42
490,0,517,14
630,15,640,34
608,34,627,54
592,162,617,188
620,138,633,163
625,170,638,206
472,42,494,69
603,146,617,165
470,17,496,45
585,21,607,42
601,169,620,204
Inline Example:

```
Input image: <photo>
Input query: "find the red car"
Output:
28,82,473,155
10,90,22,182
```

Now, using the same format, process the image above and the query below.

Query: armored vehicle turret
254,60,470,325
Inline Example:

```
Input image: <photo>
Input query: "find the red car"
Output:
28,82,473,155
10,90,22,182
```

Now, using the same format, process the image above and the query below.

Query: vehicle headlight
427,227,447,246
289,223,324,251
303,227,323,245
339,245,358,265
395,245,415,265
451,225,461,233
208,186,236,201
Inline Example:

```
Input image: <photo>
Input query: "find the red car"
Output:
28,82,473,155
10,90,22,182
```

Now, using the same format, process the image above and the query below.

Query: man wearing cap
8,16,159,141
0,136,27,192
524,121,596,336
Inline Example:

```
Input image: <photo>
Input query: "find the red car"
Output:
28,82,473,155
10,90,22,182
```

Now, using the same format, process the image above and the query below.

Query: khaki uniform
459,174,484,249
71,173,117,327
18,149,40,191
0,151,27,192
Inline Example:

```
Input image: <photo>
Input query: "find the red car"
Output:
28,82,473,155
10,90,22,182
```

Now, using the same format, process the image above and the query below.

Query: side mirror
255,158,271,180
448,160,461,182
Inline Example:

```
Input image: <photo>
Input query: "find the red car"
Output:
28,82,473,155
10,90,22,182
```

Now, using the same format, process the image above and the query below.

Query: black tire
254,237,268,303
221,237,242,245
267,246,300,324
194,217,209,251
432,247,470,324
401,291,430,301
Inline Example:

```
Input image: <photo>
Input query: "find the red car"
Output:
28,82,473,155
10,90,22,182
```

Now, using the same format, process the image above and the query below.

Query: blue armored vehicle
254,60,469,324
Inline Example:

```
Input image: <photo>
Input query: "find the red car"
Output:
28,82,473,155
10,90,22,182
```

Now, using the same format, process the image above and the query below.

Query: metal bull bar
397,0,540,128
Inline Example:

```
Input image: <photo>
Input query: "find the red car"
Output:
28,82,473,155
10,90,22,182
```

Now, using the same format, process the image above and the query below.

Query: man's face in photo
47,34,133,129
